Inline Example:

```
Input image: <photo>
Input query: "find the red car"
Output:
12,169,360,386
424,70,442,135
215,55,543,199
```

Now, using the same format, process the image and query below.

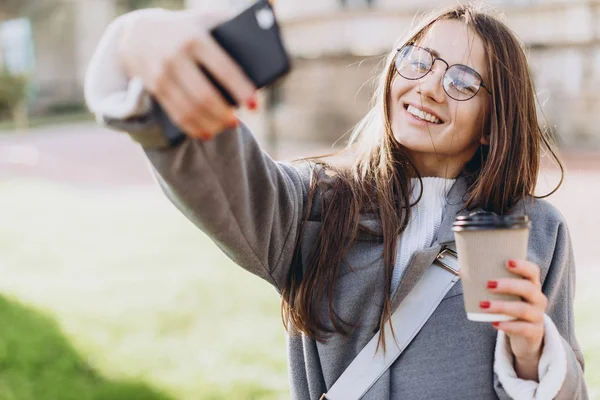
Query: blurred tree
117,0,185,12
0,72,27,127
0,72,26,110
0,0,57,21
339,0,375,9
0,0,38,127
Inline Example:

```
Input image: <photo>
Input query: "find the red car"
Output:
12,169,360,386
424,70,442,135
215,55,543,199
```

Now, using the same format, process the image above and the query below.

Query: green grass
0,180,289,399
0,112,94,132
0,179,598,399
574,269,600,399
0,295,172,400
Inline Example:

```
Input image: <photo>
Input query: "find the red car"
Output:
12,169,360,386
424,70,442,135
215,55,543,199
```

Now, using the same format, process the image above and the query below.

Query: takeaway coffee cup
452,211,531,322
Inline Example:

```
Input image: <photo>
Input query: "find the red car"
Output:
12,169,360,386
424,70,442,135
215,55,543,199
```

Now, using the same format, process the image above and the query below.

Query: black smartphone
155,0,291,145
207,0,291,105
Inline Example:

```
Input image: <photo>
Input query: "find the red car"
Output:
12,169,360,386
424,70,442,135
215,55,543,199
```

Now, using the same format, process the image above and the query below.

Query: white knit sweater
84,10,568,399
391,177,455,295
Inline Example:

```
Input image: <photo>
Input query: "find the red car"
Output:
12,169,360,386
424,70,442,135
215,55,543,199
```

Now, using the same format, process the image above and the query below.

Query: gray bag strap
320,243,460,400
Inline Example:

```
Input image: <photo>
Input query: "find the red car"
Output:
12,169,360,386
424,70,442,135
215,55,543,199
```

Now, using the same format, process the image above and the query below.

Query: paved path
0,123,153,187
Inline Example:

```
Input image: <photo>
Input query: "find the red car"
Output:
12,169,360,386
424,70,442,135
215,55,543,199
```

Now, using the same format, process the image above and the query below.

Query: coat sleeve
493,211,589,399
84,9,315,292
143,124,314,292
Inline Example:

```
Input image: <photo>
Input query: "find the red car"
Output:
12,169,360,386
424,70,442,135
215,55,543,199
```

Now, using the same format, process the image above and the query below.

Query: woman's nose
416,60,446,103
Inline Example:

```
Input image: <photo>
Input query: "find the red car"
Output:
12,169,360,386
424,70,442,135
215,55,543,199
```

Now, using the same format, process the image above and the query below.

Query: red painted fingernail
487,280,498,289
200,132,212,141
247,98,257,110
246,93,258,111
479,301,491,309
229,118,239,128
508,260,517,268
492,322,500,327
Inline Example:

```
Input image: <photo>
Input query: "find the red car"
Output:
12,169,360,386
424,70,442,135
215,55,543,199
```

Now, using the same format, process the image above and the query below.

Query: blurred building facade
0,0,182,114
189,0,600,149
0,1,116,113
2,0,598,147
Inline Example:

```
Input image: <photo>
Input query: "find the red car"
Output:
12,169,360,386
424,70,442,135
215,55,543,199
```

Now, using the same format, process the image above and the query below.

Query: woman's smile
403,103,445,127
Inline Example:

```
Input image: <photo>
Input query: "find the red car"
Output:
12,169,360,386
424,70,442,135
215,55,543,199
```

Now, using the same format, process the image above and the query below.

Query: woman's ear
480,134,490,146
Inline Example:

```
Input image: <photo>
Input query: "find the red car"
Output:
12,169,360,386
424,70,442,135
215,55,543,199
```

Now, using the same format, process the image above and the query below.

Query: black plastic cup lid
452,211,530,231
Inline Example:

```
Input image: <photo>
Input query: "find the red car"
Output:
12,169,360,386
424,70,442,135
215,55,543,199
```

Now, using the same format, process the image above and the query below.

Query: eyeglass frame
394,44,492,101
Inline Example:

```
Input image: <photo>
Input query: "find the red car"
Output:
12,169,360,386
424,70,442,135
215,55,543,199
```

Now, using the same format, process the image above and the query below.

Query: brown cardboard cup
453,212,530,322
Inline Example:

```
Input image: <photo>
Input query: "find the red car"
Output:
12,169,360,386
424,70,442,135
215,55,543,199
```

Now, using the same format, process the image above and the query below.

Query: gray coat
106,116,588,399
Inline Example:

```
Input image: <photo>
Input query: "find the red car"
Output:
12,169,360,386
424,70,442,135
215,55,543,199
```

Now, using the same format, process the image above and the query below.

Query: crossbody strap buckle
433,247,459,276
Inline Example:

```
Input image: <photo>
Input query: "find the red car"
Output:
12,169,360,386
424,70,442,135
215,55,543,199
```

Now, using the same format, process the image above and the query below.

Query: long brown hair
280,3,564,352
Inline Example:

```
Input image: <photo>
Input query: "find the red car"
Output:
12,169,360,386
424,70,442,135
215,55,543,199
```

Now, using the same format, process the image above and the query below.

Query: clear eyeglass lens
396,46,432,79
444,65,481,100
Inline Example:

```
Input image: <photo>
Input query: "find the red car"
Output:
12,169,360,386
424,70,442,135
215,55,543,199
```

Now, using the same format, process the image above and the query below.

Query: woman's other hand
116,10,257,140
483,260,547,381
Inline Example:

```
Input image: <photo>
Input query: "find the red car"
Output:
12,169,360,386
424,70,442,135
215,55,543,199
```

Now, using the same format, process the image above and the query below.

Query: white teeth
407,105,442,124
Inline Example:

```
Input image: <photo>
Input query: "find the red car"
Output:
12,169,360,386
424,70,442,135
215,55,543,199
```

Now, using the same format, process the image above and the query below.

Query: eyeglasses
394,45,492,101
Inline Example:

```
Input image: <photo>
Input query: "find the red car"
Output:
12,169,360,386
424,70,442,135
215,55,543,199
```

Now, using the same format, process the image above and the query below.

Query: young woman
85,3,588,399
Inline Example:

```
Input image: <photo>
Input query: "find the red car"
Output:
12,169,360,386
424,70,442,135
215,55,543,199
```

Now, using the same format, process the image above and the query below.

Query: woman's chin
392,130,433,152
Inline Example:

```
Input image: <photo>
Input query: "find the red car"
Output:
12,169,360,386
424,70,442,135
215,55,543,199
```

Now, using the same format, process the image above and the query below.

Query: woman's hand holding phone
116,10,257,140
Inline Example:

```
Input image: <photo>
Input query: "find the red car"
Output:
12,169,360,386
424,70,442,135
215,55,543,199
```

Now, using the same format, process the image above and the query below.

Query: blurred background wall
0,0,598,149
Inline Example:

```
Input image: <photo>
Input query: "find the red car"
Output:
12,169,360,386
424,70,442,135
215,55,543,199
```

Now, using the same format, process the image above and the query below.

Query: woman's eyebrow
422,46,441,59
423,45,478,71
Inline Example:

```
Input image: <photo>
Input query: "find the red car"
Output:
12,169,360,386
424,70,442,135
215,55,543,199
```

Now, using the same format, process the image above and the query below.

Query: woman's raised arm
84,9,315,291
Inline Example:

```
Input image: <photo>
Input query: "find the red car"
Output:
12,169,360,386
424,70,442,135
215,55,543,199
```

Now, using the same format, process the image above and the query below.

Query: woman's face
388,19,491,178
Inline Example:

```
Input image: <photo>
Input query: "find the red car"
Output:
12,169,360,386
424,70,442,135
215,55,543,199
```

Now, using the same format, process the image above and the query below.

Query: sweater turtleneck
391,177,457,295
